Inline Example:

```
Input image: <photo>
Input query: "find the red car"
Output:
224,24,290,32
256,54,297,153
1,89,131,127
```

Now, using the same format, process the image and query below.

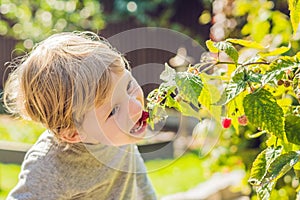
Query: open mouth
130,111,149,135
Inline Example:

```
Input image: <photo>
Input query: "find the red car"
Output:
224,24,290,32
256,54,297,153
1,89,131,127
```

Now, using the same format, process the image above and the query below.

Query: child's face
80,69,147,146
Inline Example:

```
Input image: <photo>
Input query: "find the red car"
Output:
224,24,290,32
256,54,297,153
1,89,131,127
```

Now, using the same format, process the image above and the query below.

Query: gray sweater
7,131,157,200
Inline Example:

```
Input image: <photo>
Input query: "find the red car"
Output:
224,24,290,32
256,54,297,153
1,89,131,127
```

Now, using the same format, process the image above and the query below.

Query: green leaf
262,56,298,86
259,44,291,57
198,73,222,122
215,41,239,63
285,115,300,145
226,38,265,49
243,89,284,138
175,72,203,106
288,0,300,34
265,151,300,182
147,103,164,129
165,94,200,119
205,40,219,53
227,91,247,134
160,63,176,84
215,72,247,105
249,146,282,186
178,100,200,119
146,84,176,129
246,71,263,83
256,181,276,200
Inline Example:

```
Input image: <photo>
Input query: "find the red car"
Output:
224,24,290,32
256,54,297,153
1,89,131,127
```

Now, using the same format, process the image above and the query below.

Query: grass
0,115,45,144
0,164,20,200
145,153,206,198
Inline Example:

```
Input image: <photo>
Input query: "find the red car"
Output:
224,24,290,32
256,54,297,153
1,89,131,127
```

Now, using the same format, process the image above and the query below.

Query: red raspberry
238,115,248,126
222,118,232,128
141,111,149,121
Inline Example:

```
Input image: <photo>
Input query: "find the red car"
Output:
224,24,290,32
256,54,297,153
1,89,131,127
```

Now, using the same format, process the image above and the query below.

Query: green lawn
146,153,206,198
0,164,20,200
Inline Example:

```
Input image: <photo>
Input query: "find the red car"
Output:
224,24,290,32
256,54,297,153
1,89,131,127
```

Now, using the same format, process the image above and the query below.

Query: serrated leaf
165,95,180,110
256,181,275,200
243,89,284,138
215,72,247,105
259,45,291,57
262,56,297,86
160,63,176,84
247,71,263,83
178,100,200,119
249,146,282,186
265,151,300,182
285,115,300,145
205,39,219,53
288,0,300,34
293,145,300,178
215,41,239,63
147,103,167,130
277,98,293,114
198,73,222,122
227,91,246,134
175,72,203,106
226,38,265,49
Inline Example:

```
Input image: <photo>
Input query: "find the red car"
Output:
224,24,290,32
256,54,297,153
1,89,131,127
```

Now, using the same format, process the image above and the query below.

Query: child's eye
108,105,120,118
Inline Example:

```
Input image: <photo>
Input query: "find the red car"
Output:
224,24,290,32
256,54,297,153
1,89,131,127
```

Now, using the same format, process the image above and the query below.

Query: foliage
0,163,20,200
211,0,299,53
146,1,300,199
0,91,6,114
0,115,45,144
0,0,105,49
145,153,207,197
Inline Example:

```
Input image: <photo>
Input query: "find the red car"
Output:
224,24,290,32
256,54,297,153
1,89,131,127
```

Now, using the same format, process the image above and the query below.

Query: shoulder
21,130,69,170
7,131,71,199
23,130,53,161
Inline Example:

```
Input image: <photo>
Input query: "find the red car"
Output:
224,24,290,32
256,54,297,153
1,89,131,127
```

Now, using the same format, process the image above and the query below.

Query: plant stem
247,81,255,93
216,61,270,66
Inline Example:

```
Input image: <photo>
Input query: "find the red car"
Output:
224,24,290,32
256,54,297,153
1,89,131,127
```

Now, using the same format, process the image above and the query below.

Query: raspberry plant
146,0,300,199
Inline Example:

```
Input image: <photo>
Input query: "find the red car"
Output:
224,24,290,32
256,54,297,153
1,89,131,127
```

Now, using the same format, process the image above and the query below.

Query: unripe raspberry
222,118,232,128
238,115,248,126
277,79,284,86
284,81,291,87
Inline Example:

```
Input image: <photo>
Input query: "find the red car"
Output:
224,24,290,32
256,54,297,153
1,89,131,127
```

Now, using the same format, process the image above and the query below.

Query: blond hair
3,31,128,139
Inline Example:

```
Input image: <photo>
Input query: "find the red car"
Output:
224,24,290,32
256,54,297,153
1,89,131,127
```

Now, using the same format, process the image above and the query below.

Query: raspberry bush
146,0,300,199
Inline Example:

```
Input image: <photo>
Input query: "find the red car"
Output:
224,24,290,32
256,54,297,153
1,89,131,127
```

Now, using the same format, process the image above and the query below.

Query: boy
4,31,157,199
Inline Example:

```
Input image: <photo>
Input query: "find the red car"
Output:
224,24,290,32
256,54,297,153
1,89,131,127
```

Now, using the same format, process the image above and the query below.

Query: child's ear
60,130,82,143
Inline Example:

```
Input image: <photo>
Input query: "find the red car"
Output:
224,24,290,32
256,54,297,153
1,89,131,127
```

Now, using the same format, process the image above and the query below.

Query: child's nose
128,96,143,118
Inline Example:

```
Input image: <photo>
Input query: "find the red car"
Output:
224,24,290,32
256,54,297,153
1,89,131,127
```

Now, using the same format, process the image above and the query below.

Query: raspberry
141,111,149,121
277,79,284,86
284,81,291,87
238,115,248,126
222,118,232,128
